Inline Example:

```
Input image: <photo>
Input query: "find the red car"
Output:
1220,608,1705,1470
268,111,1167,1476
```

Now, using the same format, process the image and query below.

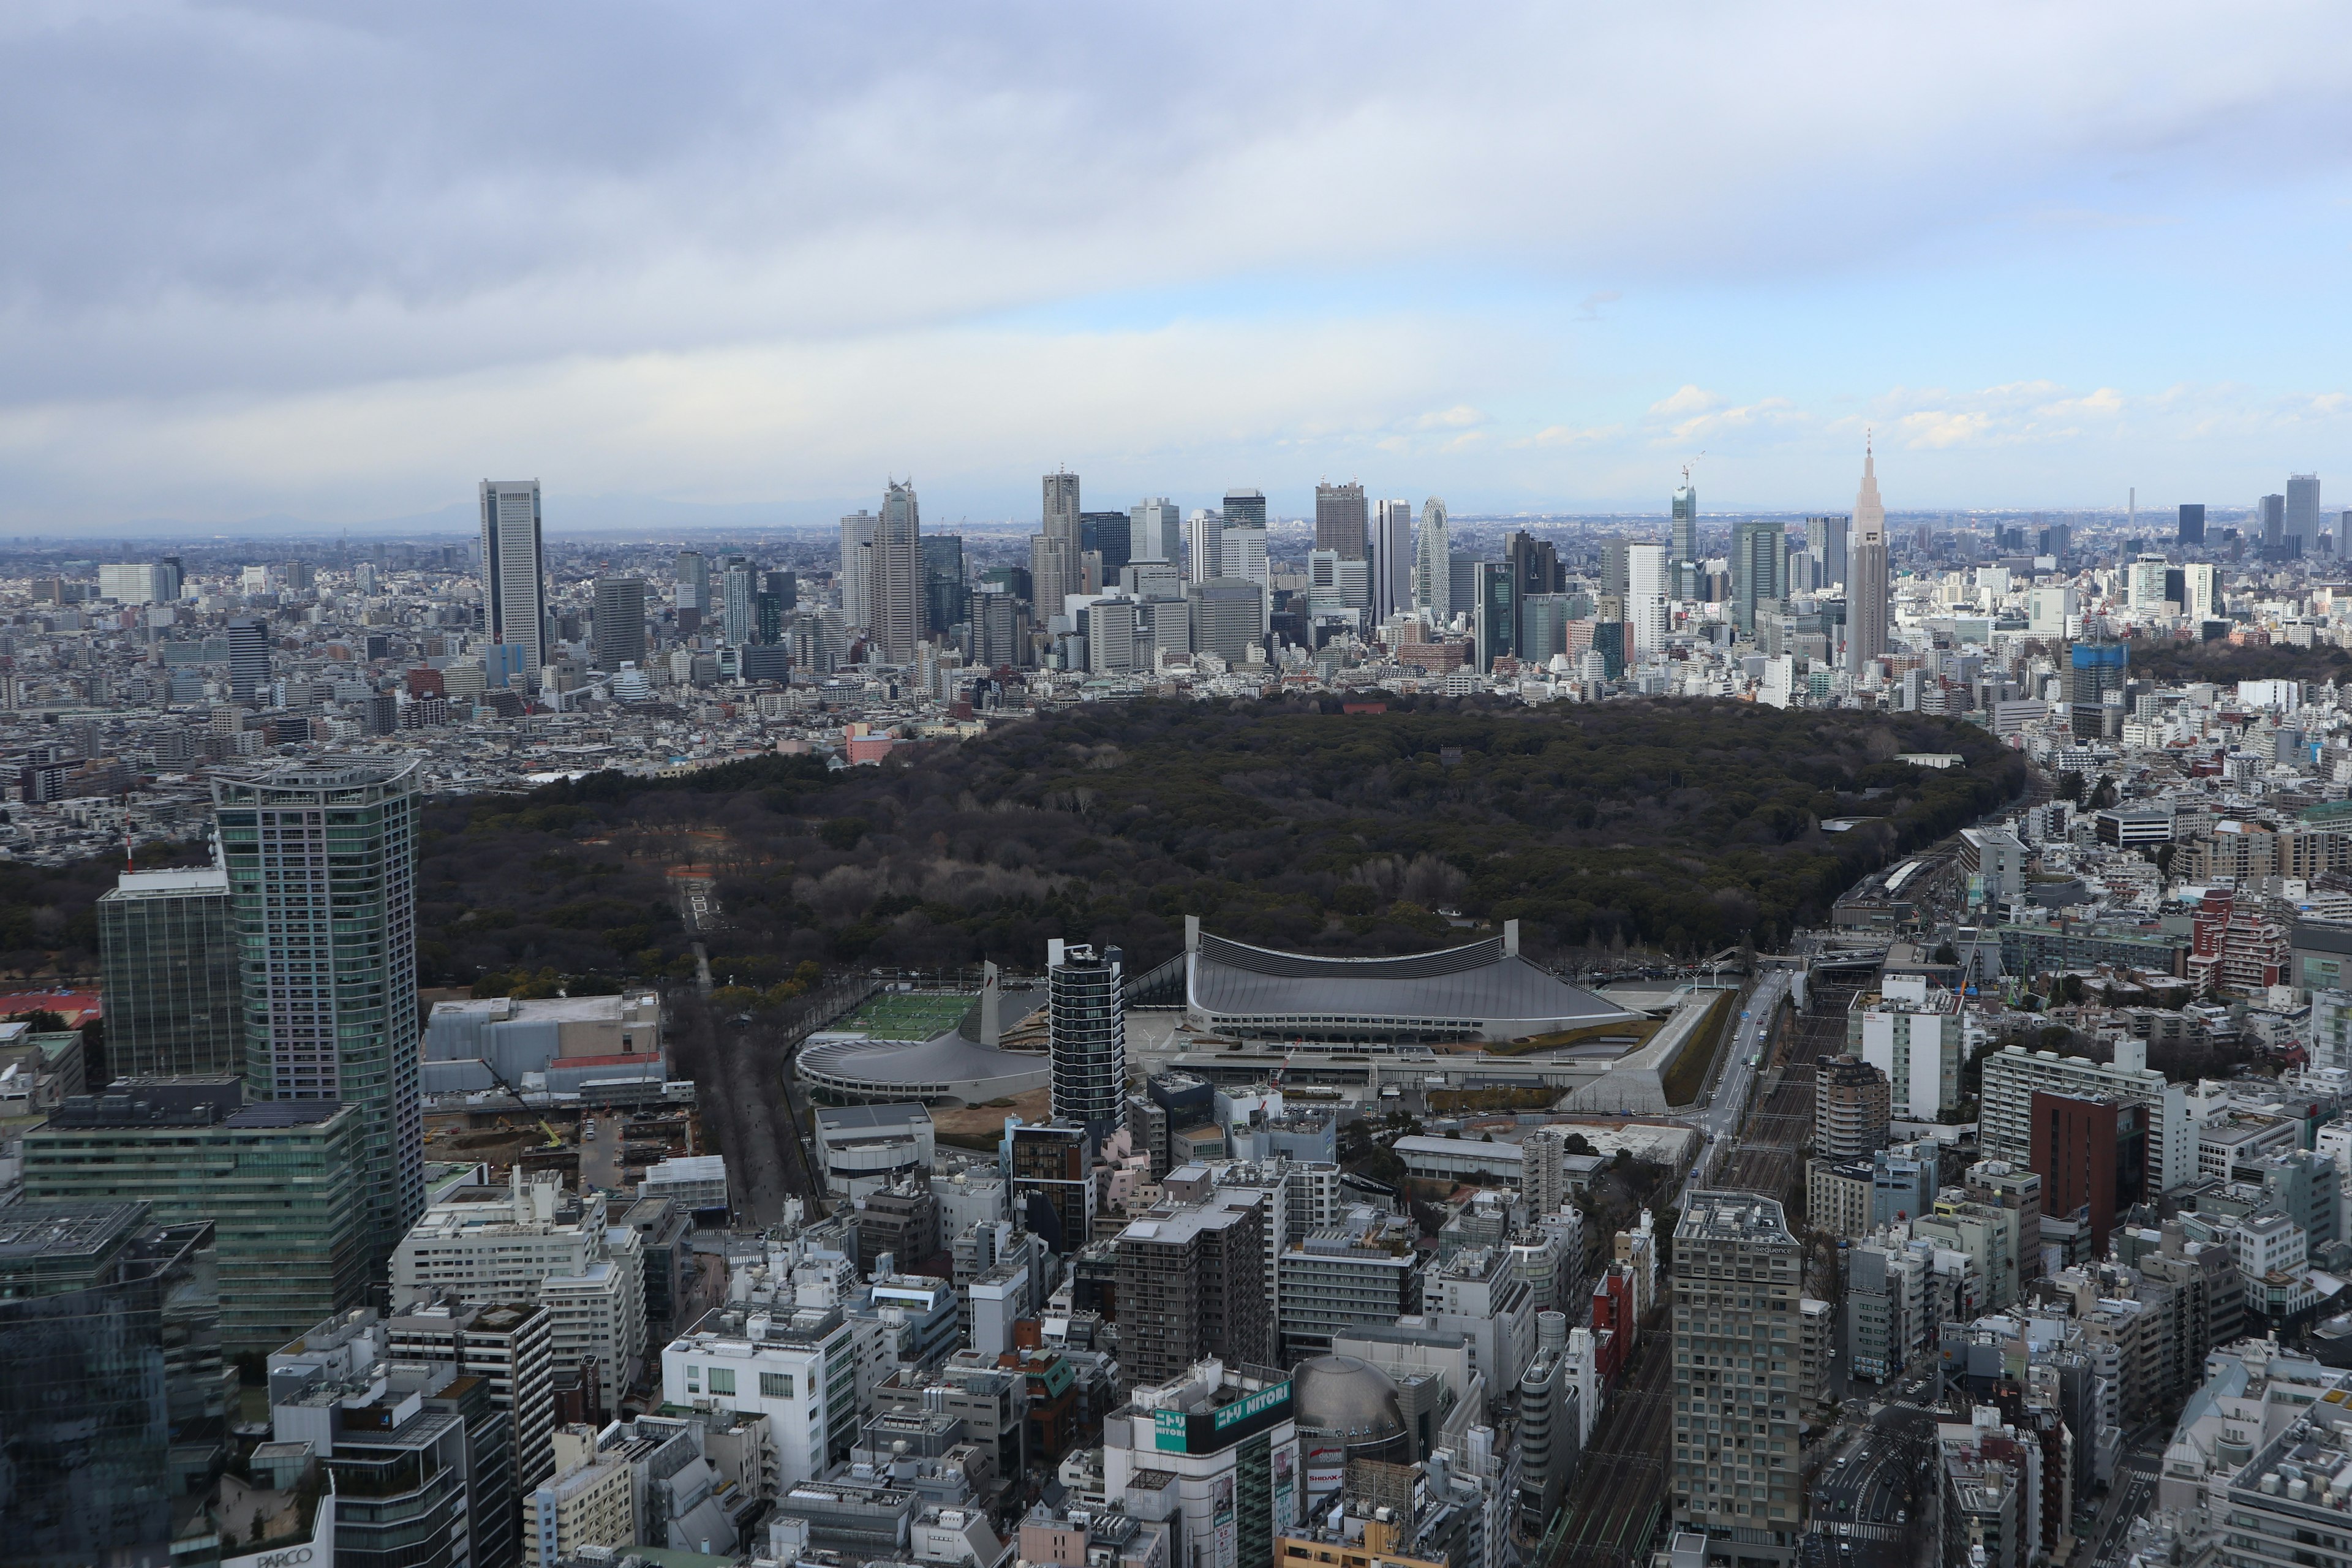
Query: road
578,1115,624,1194
1809,1406,1937,1568
2084,1431,2163,1568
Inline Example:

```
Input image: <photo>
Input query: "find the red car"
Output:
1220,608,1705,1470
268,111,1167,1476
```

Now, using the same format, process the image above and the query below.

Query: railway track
1548,1317,1677,1568
1539,979,1861,1568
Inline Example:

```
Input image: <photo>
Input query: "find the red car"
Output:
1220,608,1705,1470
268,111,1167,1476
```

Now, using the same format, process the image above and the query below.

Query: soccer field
842,992,978,1041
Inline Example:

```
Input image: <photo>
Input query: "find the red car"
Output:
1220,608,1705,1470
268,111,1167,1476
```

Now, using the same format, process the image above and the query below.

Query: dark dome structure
1291,1355,1409,1461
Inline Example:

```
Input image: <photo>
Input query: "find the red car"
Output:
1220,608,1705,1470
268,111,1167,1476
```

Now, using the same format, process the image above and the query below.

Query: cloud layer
7,2,2352,526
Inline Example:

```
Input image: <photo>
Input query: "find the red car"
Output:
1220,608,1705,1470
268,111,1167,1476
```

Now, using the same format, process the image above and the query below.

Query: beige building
526,1452,634,1567
1806,1158,1875,1240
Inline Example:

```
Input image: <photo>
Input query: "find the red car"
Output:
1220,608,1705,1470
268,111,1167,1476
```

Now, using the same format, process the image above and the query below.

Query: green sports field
843,992,979,1041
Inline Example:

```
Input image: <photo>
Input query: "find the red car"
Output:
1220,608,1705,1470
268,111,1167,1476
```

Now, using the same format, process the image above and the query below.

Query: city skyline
9,9,2352,527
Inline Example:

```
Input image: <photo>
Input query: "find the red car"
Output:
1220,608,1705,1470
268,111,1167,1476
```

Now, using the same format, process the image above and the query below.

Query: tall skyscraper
921,534,966,637
1221,521,1272,624
1047,940,1125,1139
2177,503,2207,545
721,559,757,646
226,616,271,702
1221,488,1267,530
1414,499,1452,623
1805,513,1849,586
839,511,876,630
478,480,548,677
1080,511,1132,574
97,865,243,1079
673,550,708,616
1373,499,1412,624
2260,493,2286,551
1732,521,1789,636
1186,510,1226,585
1314,481,1368,559
868,480,922,663
1043,469,1083,545
1845,442,1890,675
213,756,423,1268
590,577,646,672
1474,562,1517,671
1129,498,1181,564
1031,532,1076,622
2288,473,2322,547
1670,1192,1804,1555
1671,475,1700,596
1626,543,1670,652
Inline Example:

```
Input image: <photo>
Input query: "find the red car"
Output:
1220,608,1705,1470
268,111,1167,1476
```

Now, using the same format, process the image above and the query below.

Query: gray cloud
7,1,2352,521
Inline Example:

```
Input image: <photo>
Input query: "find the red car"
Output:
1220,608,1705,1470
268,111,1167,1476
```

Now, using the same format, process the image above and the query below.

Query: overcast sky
9,2,2352,531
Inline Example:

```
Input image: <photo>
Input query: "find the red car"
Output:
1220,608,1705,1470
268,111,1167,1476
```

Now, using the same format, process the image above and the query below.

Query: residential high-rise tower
1845,441,1890,674
839,511,876,630
1670,1191,1804,1557
1047,940,1126,1139
214,756,424,1268
478,480,548,678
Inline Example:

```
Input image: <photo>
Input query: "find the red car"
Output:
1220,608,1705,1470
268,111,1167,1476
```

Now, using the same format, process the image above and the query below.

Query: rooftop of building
0,1199,147,1268
1186,927,1637,1028
100,865,230,899
428,992,655,1023
1678,1190,1796,1245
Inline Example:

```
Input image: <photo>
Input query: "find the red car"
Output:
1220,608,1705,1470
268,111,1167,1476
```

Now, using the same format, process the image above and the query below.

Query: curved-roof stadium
1186,929,1637,1043
796,992,1051,1106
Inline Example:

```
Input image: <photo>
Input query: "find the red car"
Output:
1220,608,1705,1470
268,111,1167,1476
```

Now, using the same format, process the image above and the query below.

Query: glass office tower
0,1201,225,1564
97,864,245,1079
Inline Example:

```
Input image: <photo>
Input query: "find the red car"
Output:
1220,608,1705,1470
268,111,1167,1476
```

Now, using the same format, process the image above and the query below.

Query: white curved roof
1187,932,1635,1034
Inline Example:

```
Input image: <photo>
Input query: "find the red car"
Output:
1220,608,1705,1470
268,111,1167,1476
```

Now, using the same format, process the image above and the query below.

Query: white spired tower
1845,438,1890,676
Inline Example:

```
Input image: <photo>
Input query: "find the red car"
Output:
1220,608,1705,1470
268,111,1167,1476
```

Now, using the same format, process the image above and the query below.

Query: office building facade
590,576,646,673
98,864,244,1079
214,755,424,1267
1373,499,1413,625
1846,445,1890,673
2177,503,2206,545
0,1202,225,1566
23,1079,369,1352
1315,481,1368,559
1732,521,1788,636
480,479,549,677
